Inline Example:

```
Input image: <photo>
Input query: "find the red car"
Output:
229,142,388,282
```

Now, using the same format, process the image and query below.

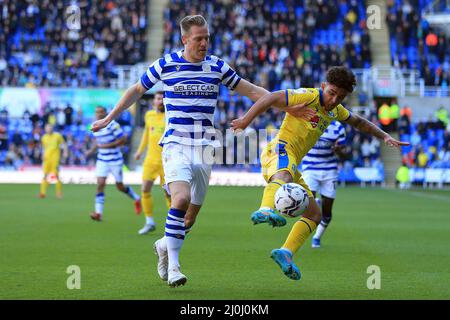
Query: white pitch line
391,189,450,203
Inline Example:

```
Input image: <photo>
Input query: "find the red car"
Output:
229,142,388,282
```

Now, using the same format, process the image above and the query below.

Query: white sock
313,222,328,240
95,193,105,214
159,236,167,251
166,236,184,270
145,216,155,225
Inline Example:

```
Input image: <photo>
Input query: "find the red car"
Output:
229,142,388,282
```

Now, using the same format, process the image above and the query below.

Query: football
274,183,310,218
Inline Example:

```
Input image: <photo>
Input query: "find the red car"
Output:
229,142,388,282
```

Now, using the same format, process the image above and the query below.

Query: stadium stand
0,0,148,87
387,0,450,91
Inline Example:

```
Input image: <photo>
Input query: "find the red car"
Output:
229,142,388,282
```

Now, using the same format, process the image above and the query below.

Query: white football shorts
95,160,124,183
162,143,214,205
302,169,338,199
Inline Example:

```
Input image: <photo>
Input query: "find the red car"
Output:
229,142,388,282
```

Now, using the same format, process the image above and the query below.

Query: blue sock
165,208,186,270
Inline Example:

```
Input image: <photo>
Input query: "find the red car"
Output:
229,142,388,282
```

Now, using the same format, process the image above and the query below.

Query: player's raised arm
230,90,315,131
344,113,410,149
91,81,148,132
230,90,286,131
234,78,270,102
234,79,313,118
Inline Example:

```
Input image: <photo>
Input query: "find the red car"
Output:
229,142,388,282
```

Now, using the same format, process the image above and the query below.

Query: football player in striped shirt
231,66,409,280
91,15,309,287
301,120,348,248
86,106,141,222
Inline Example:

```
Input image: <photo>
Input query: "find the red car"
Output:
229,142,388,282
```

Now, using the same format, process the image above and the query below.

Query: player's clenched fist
230,117,249,132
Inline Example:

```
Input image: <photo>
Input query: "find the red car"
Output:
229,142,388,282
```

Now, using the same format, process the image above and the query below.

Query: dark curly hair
326,66,356,93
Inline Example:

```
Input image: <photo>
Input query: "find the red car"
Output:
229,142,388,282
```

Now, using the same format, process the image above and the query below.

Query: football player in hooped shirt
231,66,410,281
91,15,312,287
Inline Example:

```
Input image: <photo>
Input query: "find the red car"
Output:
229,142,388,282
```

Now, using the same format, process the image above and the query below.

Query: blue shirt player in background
86,106,141,222
301,120,348,248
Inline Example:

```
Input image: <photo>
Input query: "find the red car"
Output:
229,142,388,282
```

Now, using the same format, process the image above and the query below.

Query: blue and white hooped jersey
92,120,124,165
301,121,346,172
140,50,241,147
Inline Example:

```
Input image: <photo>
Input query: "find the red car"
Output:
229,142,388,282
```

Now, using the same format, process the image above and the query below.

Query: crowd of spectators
398,106,450,169
164,0,371,96
0,0,148,87
0,105,134,169
387,0,450,90
163,0,374,170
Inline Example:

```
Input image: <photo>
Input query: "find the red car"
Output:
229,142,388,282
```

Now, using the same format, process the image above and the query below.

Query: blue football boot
270,248,301,280
311,238,321,248
251,208,286,227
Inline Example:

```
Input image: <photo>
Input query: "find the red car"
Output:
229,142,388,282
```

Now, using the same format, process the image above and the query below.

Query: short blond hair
180,15,208,36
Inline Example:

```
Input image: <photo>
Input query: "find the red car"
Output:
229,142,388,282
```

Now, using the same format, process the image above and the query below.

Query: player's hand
384,135,410,148
230,117,249,133
285,102,316,120
91,118,110,132
134,152,141,160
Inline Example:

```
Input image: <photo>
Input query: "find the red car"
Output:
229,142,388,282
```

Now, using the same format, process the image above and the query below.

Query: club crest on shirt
175,65,180,72
328,111,335,117
203,64,211,72
310,115,320,128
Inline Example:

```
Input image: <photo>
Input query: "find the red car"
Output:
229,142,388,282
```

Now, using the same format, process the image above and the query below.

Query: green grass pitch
1,183,449,299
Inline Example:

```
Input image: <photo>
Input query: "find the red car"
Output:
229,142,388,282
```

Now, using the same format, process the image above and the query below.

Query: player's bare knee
171,193,190,210
271,171,293,183
303,198,322,223
97,183,106,193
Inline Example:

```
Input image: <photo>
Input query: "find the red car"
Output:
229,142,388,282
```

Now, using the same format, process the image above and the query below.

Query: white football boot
138,223,155,235
153,238,168,281
167,266,187,287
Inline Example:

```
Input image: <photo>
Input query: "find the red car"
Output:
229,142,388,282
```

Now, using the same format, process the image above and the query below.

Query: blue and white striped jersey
301,121,346,172
140,50,241,147
92,120,124,165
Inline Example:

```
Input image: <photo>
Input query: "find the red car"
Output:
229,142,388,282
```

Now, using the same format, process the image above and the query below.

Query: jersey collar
179,50,207,64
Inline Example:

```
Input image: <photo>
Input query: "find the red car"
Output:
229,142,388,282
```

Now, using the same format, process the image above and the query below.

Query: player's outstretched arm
91,81,148,132
233,80,312,117
344,113,410,148
230,90,314,131
234,78,270,102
